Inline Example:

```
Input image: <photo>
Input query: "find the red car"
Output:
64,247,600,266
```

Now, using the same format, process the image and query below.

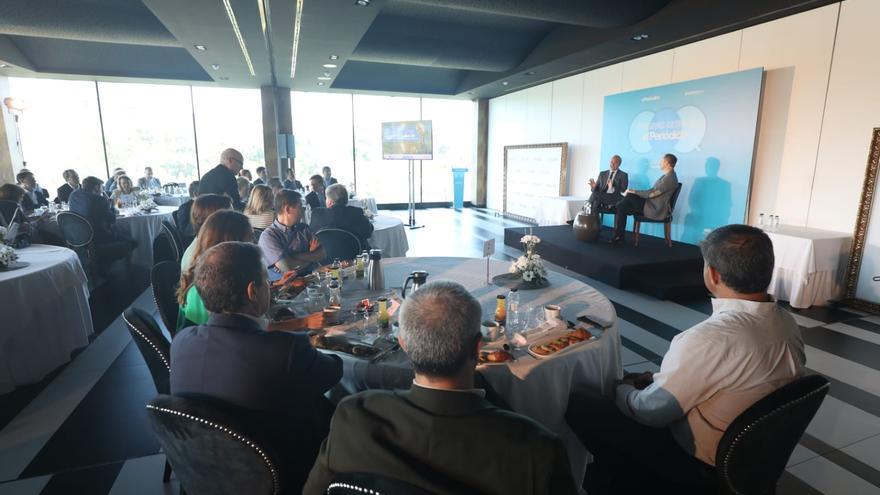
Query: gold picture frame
502,142,569,223
843,128,880,313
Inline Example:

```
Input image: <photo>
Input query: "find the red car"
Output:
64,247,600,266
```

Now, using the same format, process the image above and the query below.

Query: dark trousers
565,390,715,493
613,194,646,238
588,190,623,211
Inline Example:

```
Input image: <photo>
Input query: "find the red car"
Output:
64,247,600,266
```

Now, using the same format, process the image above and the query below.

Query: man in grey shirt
609,153,679,244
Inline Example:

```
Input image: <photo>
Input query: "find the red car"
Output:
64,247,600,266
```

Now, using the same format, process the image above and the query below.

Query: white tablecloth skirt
116,206,176,269
368,215,409,258
765,226,852,308
0,245,93,393
536,196,588,226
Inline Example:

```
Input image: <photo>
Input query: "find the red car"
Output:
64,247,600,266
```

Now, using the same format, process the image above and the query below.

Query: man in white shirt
567,224,805,493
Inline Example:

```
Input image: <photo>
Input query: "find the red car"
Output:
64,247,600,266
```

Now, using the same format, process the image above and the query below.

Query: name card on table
483,238,495,257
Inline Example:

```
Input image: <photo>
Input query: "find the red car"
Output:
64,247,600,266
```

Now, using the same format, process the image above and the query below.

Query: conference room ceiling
0,0,838,97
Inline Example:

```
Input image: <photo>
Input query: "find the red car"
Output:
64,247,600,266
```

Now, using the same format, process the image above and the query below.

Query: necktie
607,171,615,194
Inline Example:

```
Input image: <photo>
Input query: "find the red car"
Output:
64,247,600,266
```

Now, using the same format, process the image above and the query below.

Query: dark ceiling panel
332,60,463,95
9,36,211,81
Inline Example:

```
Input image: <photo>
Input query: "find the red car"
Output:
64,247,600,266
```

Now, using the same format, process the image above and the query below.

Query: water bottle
328,278,341,307
506,288,521,330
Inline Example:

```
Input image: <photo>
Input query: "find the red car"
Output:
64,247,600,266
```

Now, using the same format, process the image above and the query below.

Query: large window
192,87,264,176
7,78,107,197
98,82,198,185
291,92,354,188
421,98,476,202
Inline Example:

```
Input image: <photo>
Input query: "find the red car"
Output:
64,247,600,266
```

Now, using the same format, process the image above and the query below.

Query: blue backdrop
599,67,764,244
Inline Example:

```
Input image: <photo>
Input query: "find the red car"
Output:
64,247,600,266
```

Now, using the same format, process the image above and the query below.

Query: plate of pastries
478,349,515,365
527,327,595,359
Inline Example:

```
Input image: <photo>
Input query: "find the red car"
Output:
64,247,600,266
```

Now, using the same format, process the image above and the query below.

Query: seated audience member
587,155,628,211
55,169,80,204
253,166,269,186
566,224,805,493
111,175,138,208
304,281,577,495
171,241,342,490
240,168,253,181
104,168,126,195
304,175,325,210
609,153,678,244
258,189,325,273
180,194,233,271
268,177,284,196
309,183,373,250
283,168,303,191
68,176,136,258
321,166,337,186
244,185,275,230
174,180,200,240
16,170,49,211
138,167,161,189
237,176,252,204
199,148,244,209
176,210,254,328
0,183,30,226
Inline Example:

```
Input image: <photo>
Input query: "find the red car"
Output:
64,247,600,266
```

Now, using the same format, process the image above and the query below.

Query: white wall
487,0,880,233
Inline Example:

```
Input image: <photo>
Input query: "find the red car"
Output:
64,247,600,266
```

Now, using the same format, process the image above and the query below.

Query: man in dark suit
283,167,303,191
588,155,628,211
305,174,326,210
171,241,342,490
174,180,200,243
198,148,244,209
609,153,680,244
253,166,268,186
321,166,338,186
55,169,80,204
309,184,373,250
68,176,136,265
16,170,49,211
303,281,577,495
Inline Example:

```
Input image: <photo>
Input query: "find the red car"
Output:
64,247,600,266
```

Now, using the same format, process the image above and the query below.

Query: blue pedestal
452,168,468,211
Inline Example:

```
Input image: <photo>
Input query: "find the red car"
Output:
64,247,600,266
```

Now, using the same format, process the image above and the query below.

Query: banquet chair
0,200,25,227
122,308,175,485
633,182,682,247
161,220,184,262
315,228,361,264
327,473,436,495
151,261,181,335
146,394,285,495
714,374,829,495
153,233,177,265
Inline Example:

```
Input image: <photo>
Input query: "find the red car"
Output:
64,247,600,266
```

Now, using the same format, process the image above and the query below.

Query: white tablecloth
154,194,188,207
766,225,852,309
330,257,622,486
349,197,378,215
115,206,176,269
368,215,409,258
536,195,587,226
0,244,93,393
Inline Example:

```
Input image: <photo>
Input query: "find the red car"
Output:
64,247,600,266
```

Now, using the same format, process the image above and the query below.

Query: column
260,85,293,180
475,98,489,207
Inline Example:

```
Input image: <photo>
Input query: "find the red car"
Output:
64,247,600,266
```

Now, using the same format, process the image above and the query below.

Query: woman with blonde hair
244,184,275,229
180,194,233,271
237,176,252,205
111,175,138,208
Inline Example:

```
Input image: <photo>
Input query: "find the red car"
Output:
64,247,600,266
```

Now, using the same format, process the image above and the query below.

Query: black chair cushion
151,261,181,335
716,374,829,495
328,473,437,495
315,228,361,264
122,308,170,394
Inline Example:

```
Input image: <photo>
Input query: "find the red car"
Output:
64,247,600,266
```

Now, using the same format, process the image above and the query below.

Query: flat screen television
382,120,433,160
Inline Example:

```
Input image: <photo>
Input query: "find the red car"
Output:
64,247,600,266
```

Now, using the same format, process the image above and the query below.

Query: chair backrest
716,374,830,495
122,308,170,394
161,220,184,262
315,228,361,264
146,394,281,495
152,233,177,266
0,200,23,227
328,473,436,495
171,208,181,229
56,211,94,248
151,261,181,335
667,182,683,218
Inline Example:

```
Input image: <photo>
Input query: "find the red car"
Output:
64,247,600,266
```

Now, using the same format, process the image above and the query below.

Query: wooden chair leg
634,220,640,246
665,221,672,247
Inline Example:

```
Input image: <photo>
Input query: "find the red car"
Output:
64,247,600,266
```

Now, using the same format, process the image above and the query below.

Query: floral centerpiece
138,198,158,212
509,234,548,285
0,243,18,268
0,225,6,244
363,207,375,221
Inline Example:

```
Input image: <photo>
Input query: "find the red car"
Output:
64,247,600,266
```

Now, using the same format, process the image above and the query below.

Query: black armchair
328,473,436,495
151,261,181,335
161,220,184,262
633,182,683,247
315,228,361,264
153,233,177,266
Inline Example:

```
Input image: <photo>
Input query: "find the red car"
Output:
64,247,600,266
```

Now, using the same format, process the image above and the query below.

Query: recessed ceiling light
355,0,371,5
323,63,337,69
329,55,339,60
220,76,229,80
501,81,509,86
317,82,325,86
317,76,332,80
525,71,536,76
322,71,332,77
194,44,207,51
211,64,221,70
632,34,649,41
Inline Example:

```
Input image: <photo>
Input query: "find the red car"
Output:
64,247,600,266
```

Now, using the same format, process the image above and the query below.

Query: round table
349,197,378,215
368,215,409,258
327,257,622,486
154,194,188,207
115,206,176,269
0,244,93,393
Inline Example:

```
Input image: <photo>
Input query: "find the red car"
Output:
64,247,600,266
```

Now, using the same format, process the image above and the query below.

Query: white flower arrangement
363,207,375,220
138,198,158,212
0,226,6,242
509,234,547,284
0,243,18,267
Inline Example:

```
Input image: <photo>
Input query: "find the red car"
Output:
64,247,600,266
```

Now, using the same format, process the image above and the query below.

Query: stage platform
504,225,707,300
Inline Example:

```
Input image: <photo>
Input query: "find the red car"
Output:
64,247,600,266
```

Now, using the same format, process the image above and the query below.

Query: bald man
587,155,628,212
199,148,245,209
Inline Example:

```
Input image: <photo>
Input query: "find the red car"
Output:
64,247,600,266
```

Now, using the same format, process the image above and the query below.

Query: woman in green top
180,193,233,272
176,209,255,330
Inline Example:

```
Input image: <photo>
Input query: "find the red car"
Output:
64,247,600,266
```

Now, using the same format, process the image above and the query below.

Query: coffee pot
402,270,429,298
367,249,385,290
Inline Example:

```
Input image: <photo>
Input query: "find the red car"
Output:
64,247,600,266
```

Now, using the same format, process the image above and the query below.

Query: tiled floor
1,207,878,494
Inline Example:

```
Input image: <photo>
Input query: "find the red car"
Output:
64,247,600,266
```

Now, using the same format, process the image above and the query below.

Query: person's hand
272,270,299,288
305,311,324,330
589,178,596,188
309,237,320,252
623,371,654,390
625,189,635,195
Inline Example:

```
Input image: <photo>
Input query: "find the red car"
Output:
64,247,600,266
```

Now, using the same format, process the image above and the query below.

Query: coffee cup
481,320,503,341
323,306,341,325
544,304,561,320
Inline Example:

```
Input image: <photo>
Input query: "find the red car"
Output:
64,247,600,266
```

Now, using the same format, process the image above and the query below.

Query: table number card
482,238,495,258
